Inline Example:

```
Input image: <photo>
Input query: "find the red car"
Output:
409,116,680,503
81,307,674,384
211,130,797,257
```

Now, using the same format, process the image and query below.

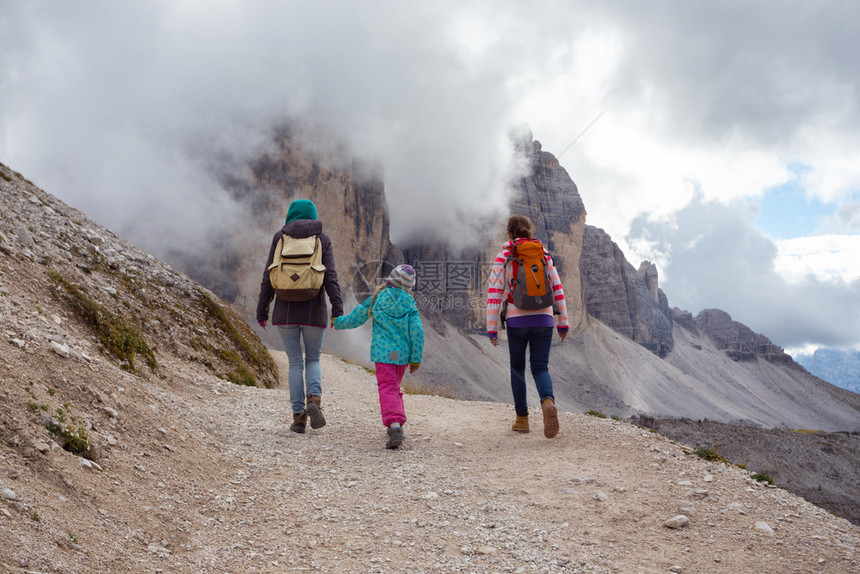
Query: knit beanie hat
387,264,416,291
285,199,318,223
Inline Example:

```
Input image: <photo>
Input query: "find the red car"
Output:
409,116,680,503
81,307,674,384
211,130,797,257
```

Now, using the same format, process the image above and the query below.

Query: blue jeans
507,326,555,415
278,325,325,414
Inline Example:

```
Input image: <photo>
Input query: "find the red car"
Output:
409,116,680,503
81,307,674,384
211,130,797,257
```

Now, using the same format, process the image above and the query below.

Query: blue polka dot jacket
333,286,424,365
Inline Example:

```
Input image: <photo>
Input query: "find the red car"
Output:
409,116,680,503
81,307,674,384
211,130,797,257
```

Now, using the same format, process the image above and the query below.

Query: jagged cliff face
577,228,794,363
693,308,793,364
217,128,402,314
508,139,588,331
402,137,588,333
580,225,674,357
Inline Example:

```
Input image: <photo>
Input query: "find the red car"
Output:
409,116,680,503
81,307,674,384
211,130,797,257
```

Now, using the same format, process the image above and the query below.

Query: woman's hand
409,363,420,373
490,336,500,347
558,330,568,343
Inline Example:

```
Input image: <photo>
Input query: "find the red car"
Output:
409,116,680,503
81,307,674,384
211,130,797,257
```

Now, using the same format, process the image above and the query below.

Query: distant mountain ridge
796,348,860,394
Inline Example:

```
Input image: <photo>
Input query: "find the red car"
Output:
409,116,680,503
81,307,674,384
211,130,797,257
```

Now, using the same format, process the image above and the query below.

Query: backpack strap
503,242,519,304
505,238,540,297
267,234,285,271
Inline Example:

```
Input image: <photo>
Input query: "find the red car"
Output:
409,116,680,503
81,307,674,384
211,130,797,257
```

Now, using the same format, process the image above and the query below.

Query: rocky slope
652,418,860,526
3,342,859,572
0,160,276,389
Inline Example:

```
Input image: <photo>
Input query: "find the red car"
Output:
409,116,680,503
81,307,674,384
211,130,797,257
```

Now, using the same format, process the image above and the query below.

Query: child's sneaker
386,426,404,449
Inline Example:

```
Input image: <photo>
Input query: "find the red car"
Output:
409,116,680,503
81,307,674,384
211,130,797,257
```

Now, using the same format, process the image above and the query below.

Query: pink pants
375,363,408,426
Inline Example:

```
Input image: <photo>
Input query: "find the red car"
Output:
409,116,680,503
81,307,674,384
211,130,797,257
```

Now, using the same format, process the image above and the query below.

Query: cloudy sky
2,1,858,353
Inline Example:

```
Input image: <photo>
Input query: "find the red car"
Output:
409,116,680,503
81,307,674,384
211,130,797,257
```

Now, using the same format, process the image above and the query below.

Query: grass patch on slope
694,447,731,465
199,290,277,388
47,270,157,372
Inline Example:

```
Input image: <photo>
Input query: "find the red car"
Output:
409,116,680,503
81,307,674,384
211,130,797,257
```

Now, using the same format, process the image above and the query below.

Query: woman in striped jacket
486,215,568,438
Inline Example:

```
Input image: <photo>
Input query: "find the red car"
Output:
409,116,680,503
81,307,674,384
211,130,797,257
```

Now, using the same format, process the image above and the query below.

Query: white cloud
775,235,860,284
627,197,860,349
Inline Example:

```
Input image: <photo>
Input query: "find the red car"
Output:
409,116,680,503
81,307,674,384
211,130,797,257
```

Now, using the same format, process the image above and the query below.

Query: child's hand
409,363,420,373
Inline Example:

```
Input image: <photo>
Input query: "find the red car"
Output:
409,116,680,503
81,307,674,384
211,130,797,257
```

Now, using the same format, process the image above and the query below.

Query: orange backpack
506,238,554,310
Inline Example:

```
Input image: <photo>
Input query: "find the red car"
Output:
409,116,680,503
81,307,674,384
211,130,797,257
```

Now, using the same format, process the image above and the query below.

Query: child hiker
333,264,424,449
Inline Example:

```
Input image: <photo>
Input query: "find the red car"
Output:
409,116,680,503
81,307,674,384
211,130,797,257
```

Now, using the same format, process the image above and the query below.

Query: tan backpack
268,234,326,301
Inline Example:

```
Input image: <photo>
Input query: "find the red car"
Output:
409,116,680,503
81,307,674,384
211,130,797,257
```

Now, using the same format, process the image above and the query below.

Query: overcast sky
2,1,858,353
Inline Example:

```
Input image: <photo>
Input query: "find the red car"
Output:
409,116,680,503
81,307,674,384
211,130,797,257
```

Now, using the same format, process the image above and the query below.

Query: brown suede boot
541,398,559,439
290,412,307,434
305,395,326,429
511,414,530,433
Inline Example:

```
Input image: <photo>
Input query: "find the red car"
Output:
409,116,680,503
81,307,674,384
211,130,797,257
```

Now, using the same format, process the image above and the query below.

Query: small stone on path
755,521,774,534
664,515,690,529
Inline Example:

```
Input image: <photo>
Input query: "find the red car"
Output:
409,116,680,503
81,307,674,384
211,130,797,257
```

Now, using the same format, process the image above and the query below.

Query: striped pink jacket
486,240,569,337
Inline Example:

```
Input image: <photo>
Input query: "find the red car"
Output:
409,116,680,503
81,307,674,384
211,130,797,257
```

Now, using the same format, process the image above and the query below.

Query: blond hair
367,284,387,318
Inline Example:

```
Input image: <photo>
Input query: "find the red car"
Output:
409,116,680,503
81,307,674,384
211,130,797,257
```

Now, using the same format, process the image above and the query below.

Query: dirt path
2,352,859,573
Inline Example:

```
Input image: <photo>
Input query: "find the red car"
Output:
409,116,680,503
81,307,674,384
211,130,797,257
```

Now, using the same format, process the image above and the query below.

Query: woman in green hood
257,199,344,433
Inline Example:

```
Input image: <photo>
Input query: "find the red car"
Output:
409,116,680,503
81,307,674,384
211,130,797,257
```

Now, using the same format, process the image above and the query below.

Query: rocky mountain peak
693,308,793,364
580,225,674,357
638,260,660,304
395,131,590,334
509,138,587,258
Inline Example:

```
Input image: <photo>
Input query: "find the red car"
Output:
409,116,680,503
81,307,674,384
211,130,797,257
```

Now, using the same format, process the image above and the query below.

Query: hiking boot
511,414,530,433
305,395,326,429
386,426,404,449
290,412,307,434
541,398,559,439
